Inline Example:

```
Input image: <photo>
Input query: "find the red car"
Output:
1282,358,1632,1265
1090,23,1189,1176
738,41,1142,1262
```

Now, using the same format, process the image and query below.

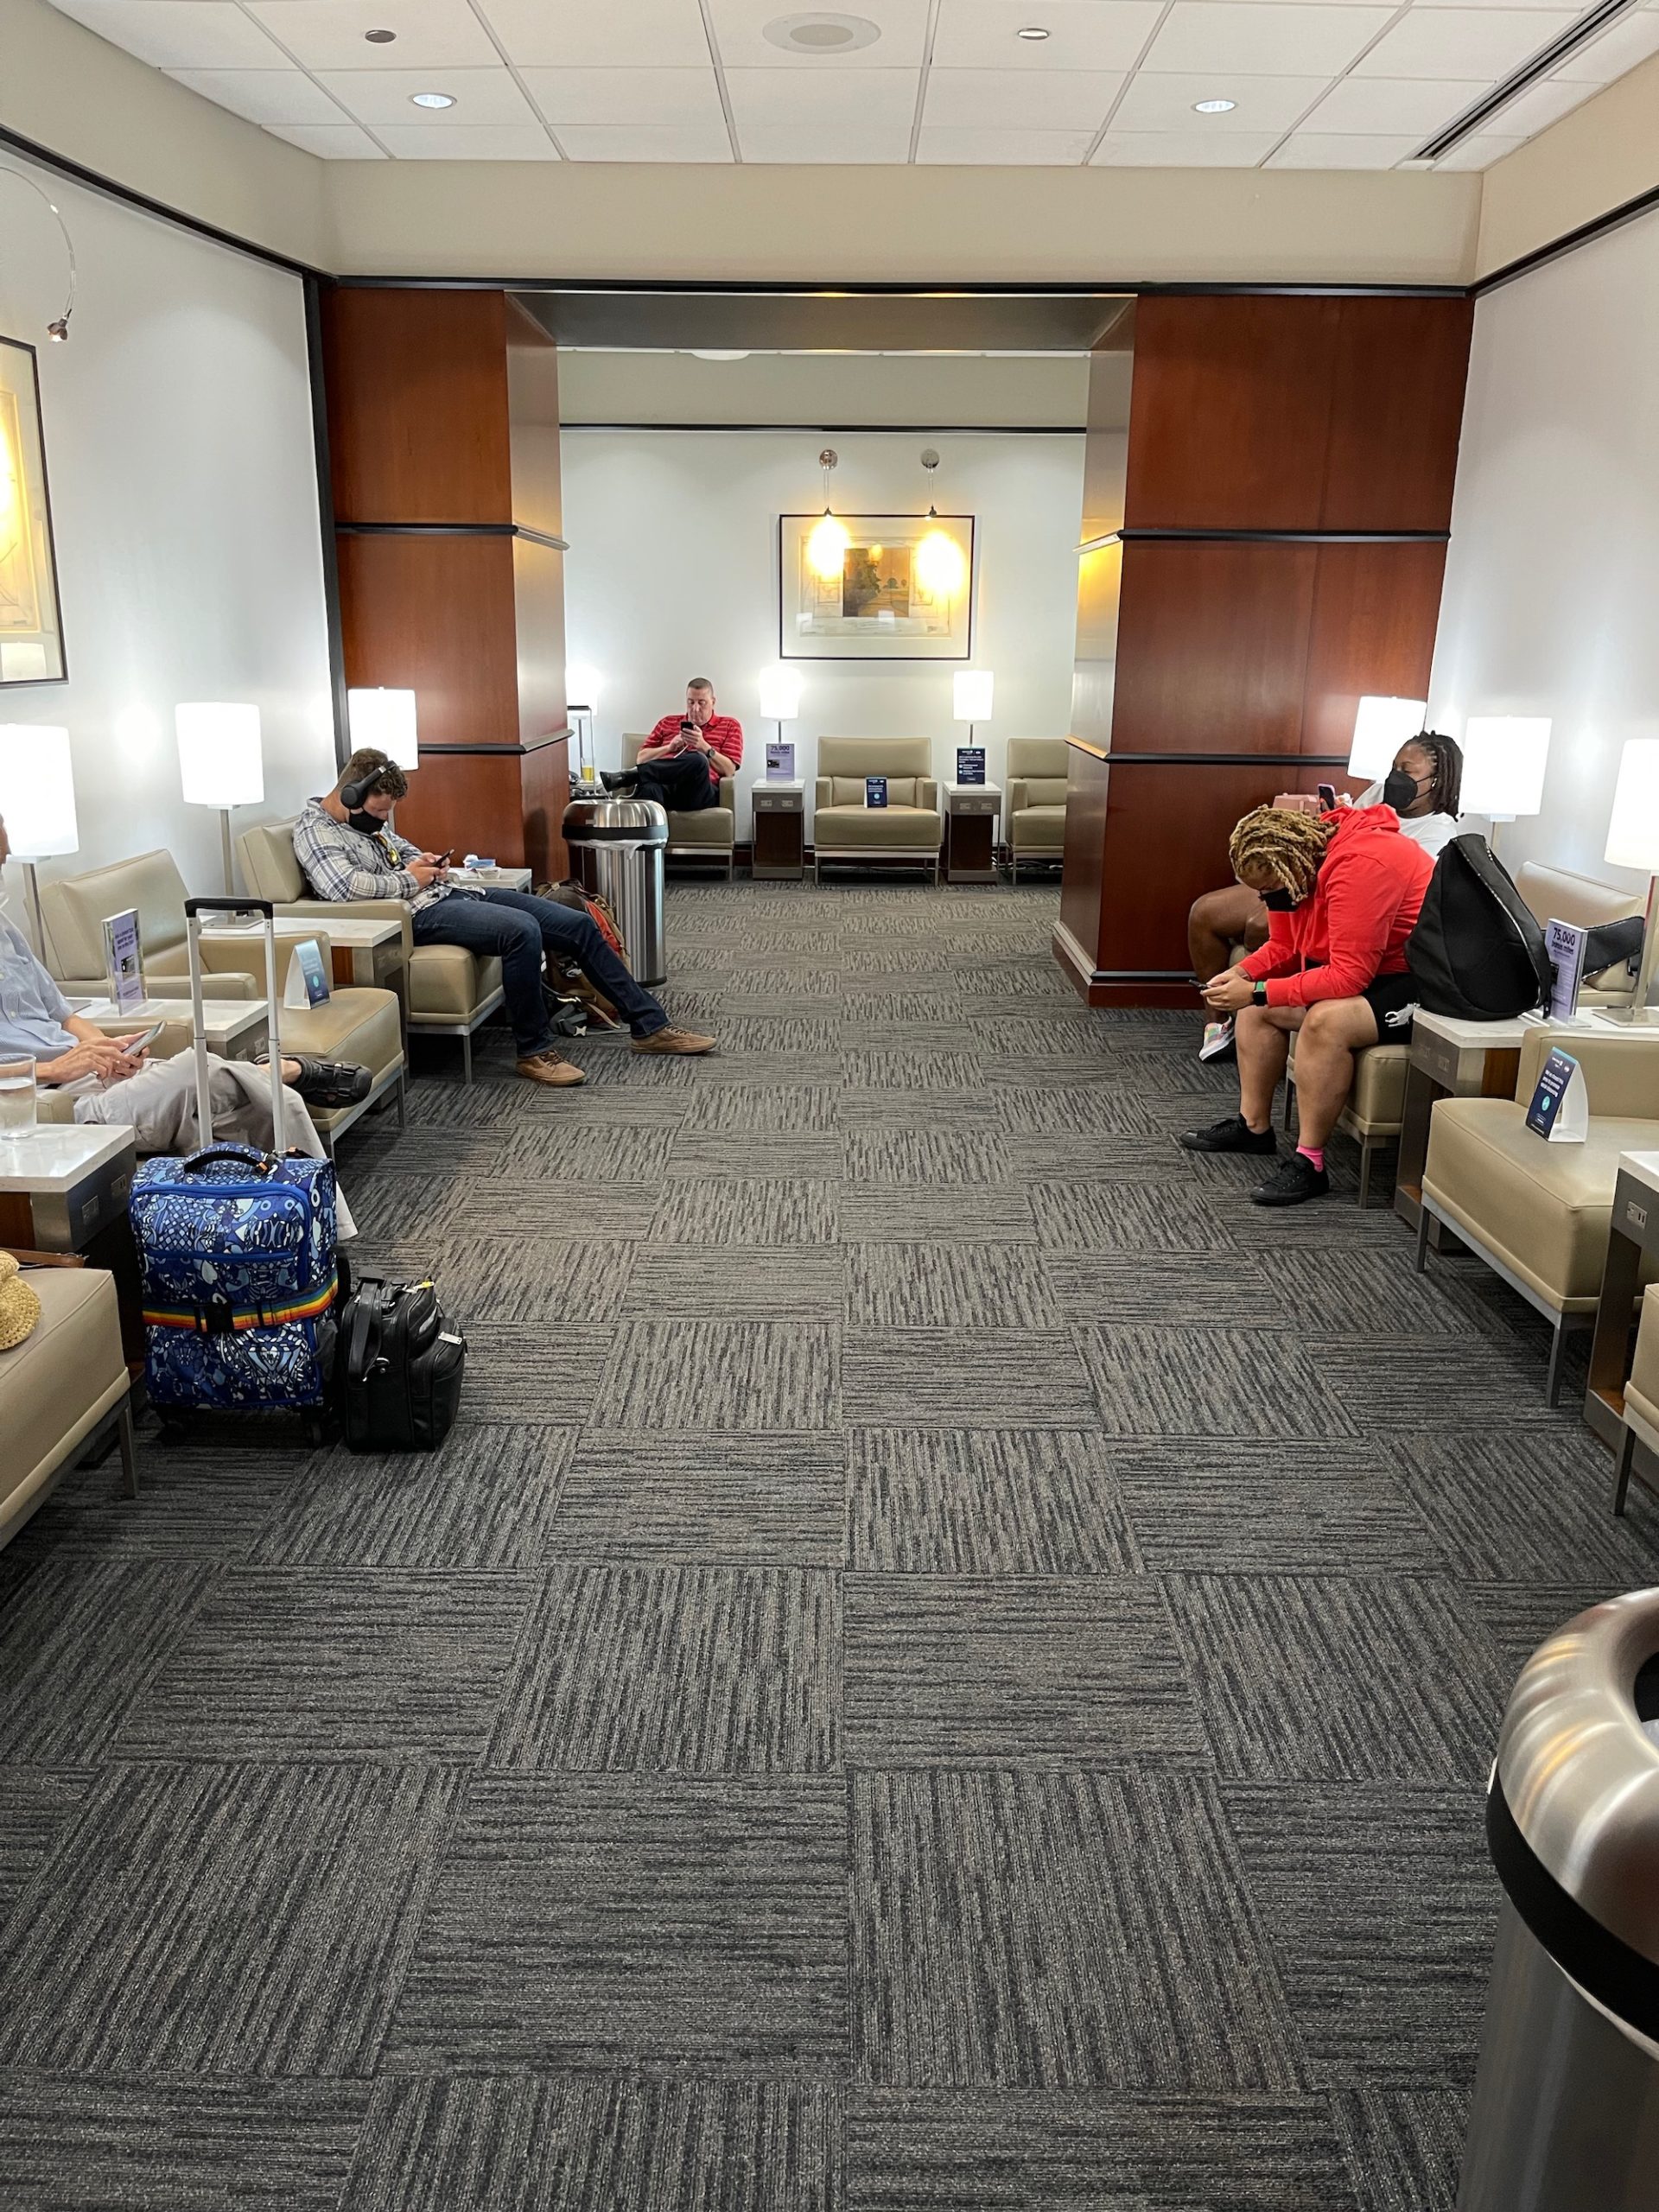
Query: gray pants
70,1054,357,1238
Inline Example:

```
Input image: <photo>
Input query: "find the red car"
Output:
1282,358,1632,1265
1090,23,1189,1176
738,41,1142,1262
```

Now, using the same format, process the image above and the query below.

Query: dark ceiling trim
1104,751,1356,766
336,520,569,549
1113,526,1450,544
1474,175,1659,296
561,420,1084,435
340,274,1469,298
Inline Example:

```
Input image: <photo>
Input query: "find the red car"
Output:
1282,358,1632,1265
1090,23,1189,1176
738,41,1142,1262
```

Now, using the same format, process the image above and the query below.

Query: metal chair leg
461,1029,474,1086
1414,1205,1431,1274
1546,1319,1568,1407
117,1397,137,1497
1615,1426,1637,1516
1357,1138,1374,1210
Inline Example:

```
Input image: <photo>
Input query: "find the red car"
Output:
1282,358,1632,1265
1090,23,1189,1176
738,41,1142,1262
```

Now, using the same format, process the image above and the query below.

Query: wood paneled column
320,287,569,880
1055,293,1473,1007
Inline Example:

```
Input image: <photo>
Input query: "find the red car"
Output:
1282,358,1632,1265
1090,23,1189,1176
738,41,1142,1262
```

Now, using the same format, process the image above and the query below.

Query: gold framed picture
779,511,974,662
0,335,66,686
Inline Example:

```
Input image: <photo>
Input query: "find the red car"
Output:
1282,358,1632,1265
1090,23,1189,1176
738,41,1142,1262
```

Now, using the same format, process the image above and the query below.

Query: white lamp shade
176,703,264,809
0,725,78,857
1350,696,1426,782
347,688,419,770
1605,739,1659,874
1461,716,1551,818
565,664,600,711
759,668,803,722
953,671,995,722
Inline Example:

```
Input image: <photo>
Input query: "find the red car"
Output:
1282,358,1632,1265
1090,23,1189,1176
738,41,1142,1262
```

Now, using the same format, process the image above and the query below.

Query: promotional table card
766,741,796,780
1525,1046,1589,1142
865,775,888,809
955,746,986,785
102,908,143,1014
283,938,332,1011
1545,918,1589,1022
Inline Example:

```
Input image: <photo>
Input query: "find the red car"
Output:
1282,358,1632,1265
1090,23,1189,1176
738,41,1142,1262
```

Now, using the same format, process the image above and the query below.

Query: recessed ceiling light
1015,24,1050,36
762,13,883,53
365,26,396,41
410,90,455,109
690,350,751,362
1193,98,1236,113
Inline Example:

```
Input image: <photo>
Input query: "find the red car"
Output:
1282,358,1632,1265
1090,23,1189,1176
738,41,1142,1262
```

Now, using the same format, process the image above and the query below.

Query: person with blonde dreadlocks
1179,798,1434,1205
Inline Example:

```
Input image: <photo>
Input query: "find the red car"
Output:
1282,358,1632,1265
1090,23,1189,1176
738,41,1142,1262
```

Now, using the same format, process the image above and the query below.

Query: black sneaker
600,770,639,792
1251,1152,1330,1206
1179,1114,1277,1155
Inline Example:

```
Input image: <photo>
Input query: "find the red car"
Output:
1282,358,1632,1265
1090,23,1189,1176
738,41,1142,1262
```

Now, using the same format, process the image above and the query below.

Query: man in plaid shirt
294,750,715,1088
605,677,741,814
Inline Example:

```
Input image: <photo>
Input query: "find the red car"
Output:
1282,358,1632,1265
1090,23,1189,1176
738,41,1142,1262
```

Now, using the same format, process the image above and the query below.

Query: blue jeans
411,887,667,1058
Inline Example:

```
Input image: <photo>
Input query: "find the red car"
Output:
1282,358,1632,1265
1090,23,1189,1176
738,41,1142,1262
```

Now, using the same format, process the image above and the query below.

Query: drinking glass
0,1057,36,1139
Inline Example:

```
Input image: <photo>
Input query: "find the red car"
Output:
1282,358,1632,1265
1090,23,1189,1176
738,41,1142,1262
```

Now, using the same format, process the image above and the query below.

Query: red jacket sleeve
1237,916,1298,982
1262,852,1396,1007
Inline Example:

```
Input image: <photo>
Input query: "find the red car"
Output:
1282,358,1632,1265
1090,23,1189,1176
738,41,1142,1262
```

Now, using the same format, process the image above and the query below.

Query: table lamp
346,688,418,771
1460,716,1551,856
0,723,77,957
1604,737,1659,1022
759,668,802,779
954,670,994,779
176,703,264,893
565,665,600,785
1350,696,1427,785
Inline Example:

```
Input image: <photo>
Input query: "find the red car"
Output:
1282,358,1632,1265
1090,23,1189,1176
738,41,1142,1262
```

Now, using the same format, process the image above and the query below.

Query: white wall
0,151,335,909
1430,201,1659,895
560,429,1084,836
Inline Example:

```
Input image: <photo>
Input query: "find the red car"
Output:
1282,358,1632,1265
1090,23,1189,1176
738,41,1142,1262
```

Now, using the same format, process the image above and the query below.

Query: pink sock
1297,1145,1325,1172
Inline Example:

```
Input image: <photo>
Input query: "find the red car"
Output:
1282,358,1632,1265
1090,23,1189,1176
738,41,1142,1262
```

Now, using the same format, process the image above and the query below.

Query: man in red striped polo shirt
607,677,743,814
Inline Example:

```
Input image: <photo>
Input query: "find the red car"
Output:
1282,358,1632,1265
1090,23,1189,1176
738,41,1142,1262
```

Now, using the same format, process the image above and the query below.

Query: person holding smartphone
606,677,743,816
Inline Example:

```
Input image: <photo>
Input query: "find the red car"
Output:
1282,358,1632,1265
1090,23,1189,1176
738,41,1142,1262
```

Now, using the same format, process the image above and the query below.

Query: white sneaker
1198,1018,1236,1063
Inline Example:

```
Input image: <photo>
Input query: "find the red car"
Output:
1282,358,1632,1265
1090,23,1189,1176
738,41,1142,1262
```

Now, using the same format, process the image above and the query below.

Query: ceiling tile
472,0,713,68
1090,128,1282,162
922,64,1125,126
247,0,499,72
1433,130,1524,166
1302,72,1487,128
372,123,562,155
1484,73,1593,129
1413,0,1574,9
312,64,538,124
1352,9,1574,79
1109,69,1326,129
1555,8,1659,79
168,66,348,124
1144,2,1395,77
931,0,1163,71
707,0,930,67
558,122,735,158
266,121,389,156
741,120,917,156
518,65,726,126
53,0,285,69
915,124,1096,160
724,63,920,124
1267,129,1421,163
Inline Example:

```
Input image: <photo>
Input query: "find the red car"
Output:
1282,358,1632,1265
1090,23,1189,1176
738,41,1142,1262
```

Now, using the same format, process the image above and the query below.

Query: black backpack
1405,834,1553,1020
336,1276,465,1452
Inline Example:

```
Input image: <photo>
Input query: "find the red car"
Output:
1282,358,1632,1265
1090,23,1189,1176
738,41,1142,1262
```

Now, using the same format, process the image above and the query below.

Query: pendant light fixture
915,448,967,601
805,448,849,582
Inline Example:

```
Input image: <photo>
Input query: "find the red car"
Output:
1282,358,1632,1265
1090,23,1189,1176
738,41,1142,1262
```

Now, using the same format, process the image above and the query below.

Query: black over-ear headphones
340,768,385,810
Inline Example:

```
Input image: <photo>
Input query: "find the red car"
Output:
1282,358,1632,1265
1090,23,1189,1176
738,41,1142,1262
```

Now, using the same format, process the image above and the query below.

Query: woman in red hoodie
1179,803,1435,1205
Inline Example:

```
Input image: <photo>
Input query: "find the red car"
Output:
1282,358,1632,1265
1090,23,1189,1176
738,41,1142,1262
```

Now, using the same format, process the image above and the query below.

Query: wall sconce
0,723,78,956
916,448,968,601
806,448,849,582
347,687,419,770
0,168,76,342
1350,696,1427,785
177,702,264,893
1461,716,1551,854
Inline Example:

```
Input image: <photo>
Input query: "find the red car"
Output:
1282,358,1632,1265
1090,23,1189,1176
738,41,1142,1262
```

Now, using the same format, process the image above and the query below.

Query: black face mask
1260,887,1299,912
346,808,384,836
1382,767,1425,813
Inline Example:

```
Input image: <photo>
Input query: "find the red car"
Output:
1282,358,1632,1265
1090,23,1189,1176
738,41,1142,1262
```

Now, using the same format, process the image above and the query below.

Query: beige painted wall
556,350,1100,429
1477,50,1659,281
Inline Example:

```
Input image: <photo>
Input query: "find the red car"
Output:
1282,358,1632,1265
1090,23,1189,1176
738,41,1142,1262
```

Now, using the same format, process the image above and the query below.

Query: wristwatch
1251,980,1269,1005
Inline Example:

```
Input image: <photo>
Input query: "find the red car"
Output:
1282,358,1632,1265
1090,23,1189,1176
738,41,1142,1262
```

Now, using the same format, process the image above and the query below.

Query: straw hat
0,1253,41,1353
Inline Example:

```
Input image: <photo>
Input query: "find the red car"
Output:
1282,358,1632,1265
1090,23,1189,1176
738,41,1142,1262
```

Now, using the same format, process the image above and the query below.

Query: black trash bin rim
1491,1586,1659,2034
562,795,669,847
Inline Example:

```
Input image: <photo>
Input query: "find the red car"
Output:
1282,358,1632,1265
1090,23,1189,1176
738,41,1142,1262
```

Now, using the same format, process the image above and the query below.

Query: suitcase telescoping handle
182,896,283,1155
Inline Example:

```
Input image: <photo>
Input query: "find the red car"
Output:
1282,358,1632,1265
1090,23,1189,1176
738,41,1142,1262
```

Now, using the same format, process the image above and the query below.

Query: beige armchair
623,734,735,879
813,737,943,885
1615,1284,1659,1516
1416,1027,1659,1402
239,818,502,1085
1005,740,1069,881
1516,861,1644,1007
41,850,259,1000
1285,1031,1408,1208
0,1256,135,1552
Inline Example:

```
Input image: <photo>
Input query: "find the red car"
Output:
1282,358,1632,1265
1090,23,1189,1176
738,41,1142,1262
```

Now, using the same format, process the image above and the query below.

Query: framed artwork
0,335,66,686
779,512,974,661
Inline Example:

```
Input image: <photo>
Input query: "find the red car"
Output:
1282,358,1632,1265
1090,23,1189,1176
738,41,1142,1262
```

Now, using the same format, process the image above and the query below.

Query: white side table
0,1121,138,1254
74,997,270,1061
943,782,1002,886
752,779,806,881
1394,1012,1529,1243
456,868,533,892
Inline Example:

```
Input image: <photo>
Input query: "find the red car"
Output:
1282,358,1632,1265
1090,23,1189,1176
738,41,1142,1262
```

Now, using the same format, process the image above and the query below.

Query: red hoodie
1237,805,1434,1009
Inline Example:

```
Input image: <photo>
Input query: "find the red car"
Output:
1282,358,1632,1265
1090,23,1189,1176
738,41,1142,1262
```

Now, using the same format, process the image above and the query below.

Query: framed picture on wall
779,512,974,661
0,334,67,686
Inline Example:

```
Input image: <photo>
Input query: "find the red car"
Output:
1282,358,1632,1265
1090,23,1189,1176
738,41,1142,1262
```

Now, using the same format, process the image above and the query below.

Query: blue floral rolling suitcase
129,897,341,1414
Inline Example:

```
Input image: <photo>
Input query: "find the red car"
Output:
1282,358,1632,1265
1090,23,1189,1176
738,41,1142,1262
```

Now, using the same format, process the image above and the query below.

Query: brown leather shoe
516,1052,586,1086
631,1025,716,1056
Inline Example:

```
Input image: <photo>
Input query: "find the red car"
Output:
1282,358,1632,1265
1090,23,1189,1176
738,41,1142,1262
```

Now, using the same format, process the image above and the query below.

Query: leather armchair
0,1255,135,1551
41,850,261,999
812,737,943,884
623,734,735,878
1285,1033,1410,1208
1615,1285,1659,1515
1005,740,1069,880
1417,1026,1659,1402
1515,861,1644,1006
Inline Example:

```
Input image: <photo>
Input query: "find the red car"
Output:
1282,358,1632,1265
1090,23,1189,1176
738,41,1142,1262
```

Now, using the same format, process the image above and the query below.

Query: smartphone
1317,782,1338,810
121,1021,166,1056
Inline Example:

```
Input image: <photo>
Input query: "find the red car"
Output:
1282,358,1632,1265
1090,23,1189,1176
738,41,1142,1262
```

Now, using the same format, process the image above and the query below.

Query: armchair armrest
276,897,413,959
58,970,259,1004
1515,1027,1659,1117
718,776,736,810
1007,778,1033,819
918,779,940,811
815,777,833,810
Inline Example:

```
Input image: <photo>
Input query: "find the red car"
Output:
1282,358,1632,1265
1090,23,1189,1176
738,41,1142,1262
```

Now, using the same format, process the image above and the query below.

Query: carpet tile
1079,1325,1356,1440
0,1558,215,1764
1391,1432,1659,1585
843,1326,1096,1428
848,1429,1141,1574
845,1243,1060,1329
0,1768,93,1930
593,1320,841,1430
554,1433,847,1565
1029,1182,1236,1255
651,1178,840,1247
1332,2085,1471,2212
1117,1440,1448,1576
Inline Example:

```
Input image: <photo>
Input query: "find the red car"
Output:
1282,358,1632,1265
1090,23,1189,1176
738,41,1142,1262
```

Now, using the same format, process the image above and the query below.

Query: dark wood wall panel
1058,744,1111,960
1112,541,1318,756
523,735,570,884
322,289,512,525
1300,540,1448,759
391,752,531,871
512,537,568,746
1321,297,1473,531
336,534,521,746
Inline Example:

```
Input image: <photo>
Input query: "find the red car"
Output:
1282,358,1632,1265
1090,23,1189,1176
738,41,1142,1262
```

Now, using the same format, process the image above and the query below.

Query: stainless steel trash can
562,794,669,988
1458,1588,1659,2209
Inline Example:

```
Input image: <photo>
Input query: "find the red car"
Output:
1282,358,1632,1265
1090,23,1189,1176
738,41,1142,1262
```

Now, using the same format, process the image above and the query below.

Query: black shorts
1360,969,1419,1038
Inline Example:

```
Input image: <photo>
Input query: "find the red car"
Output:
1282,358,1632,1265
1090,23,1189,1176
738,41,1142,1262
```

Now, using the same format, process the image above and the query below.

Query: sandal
257,1053,372,1109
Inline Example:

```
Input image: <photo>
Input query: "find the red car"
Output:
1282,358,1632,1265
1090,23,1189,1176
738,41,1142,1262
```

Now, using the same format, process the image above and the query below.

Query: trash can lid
561,795,669,844
1491,1587,1659,2019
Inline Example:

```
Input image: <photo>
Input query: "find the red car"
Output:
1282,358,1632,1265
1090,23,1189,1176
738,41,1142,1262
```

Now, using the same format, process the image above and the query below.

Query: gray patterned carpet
3,875,1657,2210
